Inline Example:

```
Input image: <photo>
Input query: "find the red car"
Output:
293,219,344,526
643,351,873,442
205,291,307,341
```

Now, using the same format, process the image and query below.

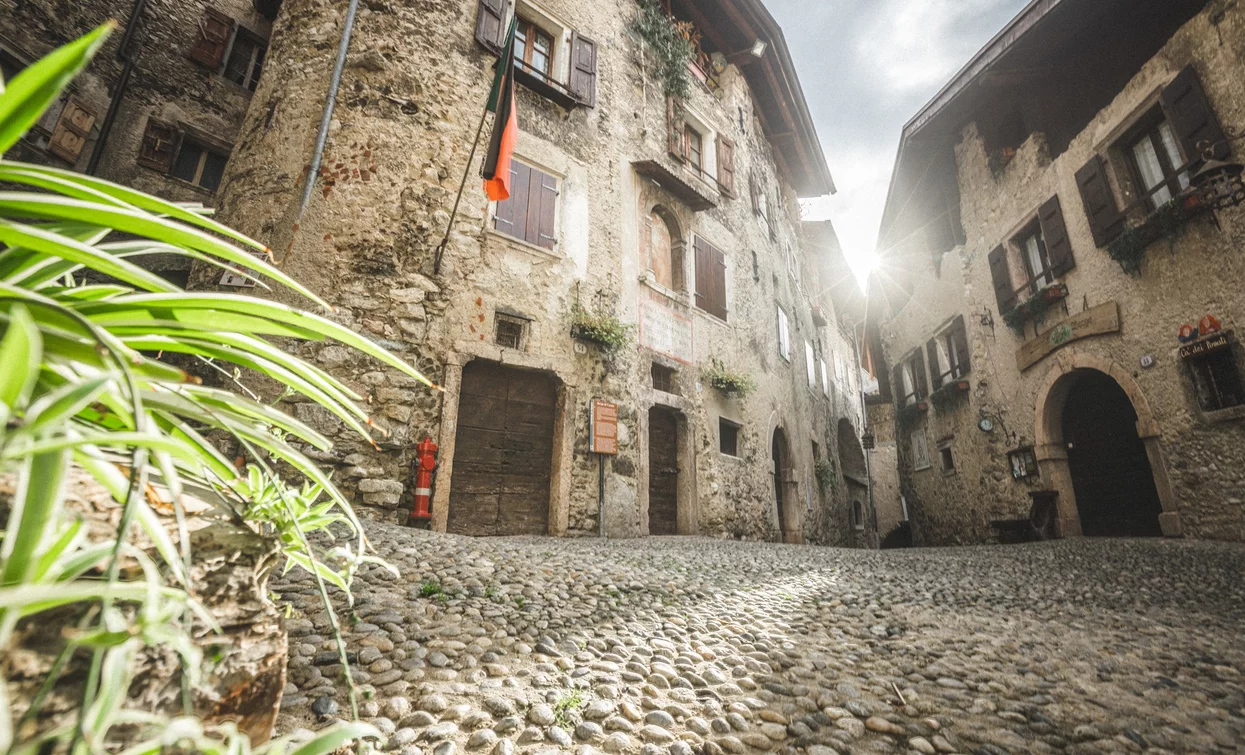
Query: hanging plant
631,0,695,99
1000,283,1067,336
701,359,756,397
988,147,1016,179
930,381,970,412
1106,196,1204,276
570,304,632,352
897,401,927,428
815,459,837,489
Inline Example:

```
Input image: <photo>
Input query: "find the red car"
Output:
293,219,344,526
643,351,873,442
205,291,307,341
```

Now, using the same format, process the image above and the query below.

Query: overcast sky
763,0,1030,286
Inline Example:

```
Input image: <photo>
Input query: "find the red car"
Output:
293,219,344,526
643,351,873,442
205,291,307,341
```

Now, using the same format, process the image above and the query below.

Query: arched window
647,207,684,291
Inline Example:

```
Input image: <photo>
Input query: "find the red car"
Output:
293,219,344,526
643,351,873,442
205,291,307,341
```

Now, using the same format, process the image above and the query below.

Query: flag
483,17,519,201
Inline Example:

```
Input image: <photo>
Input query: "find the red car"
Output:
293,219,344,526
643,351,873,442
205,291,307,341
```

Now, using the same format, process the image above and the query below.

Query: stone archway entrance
771,428,801,543
1061,370,1163,536
1035,355,1182,537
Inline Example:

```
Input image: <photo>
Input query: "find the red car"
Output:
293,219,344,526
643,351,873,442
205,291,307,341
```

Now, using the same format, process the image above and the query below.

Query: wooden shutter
913,354,929,399
693,237,727,320
987,244,1016,313
534,168,558,250
766,194,777,240
1161,65,1228,162
474,0,505,53
506,161,532,241
716,135,736,196
693,237,710,311
709,244,727,320
667,97,686,162
48,96,96,164
189,9,234,69
750,172,761,214
568,33,597,107
1038,194,1074,277
493,163,520,235
136,118,179,172
952,317,970,376
926,338,942,391
1075,155,1125,247
892,365,904,405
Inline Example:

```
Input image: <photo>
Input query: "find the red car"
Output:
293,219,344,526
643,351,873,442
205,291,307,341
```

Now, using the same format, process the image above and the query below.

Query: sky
763,0,1031,288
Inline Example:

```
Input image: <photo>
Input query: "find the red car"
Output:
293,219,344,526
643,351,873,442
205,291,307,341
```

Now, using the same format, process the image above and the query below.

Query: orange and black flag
482,17,519,201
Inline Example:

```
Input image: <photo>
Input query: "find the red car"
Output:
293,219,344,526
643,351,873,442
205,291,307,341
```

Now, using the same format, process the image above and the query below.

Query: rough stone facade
875,2,1245,545
203,0,868,543
1,0,273,281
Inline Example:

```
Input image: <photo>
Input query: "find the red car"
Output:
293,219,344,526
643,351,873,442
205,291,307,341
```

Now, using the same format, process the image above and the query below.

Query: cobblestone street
275,527,1245,754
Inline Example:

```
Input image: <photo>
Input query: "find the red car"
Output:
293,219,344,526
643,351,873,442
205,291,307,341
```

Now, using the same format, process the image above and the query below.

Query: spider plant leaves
0,23,112,155
285,721,381,755
0,449,69,588
0,303,40,412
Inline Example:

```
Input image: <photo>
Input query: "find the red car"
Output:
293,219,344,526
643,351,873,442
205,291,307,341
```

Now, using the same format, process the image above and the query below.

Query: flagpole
432,106,490,276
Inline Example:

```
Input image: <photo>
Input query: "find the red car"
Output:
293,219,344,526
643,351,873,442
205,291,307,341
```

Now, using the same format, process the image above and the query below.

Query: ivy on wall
631,0,695,99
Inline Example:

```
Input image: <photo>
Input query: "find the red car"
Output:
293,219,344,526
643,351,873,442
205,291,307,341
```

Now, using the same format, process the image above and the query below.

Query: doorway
648,407,679,535
771,428,793,542
447,361,557,536
1062,370,1163,536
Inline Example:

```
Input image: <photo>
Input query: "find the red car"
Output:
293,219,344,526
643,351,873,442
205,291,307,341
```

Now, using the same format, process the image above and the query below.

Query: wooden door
448,362,556,536
648,407,679,535
1063,370,1162,537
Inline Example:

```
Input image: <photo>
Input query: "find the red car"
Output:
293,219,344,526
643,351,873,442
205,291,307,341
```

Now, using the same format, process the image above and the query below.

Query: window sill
693,307,729,327
513,65,580,110
913,464,932,473
719,453,744,462
485,227,563,261
1198,403,1245,424
640,273,690,306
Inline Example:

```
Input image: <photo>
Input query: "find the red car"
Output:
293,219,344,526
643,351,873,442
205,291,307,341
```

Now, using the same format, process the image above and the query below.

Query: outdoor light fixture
1191,157,1245,210
750,39,768,58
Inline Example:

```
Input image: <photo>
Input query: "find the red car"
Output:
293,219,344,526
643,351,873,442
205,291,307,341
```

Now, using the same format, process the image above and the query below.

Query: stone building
872,0,1245,545
199,0,871,543
1,0,275,282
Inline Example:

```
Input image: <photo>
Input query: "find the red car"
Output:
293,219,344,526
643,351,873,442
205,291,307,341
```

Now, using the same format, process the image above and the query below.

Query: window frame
222,25,266,92
685,125,704,174
776,305,791,362
898,350,926,407
515,15,555,78
718,417,741,457
651,363,678,394
805,341,817,391
1010,218,1054,299
938,442,956,475
1118,107,1190,215
932,318,970,388
490,157,562,253
168,134,230,193
1186,345,1245,413
820,358,830,398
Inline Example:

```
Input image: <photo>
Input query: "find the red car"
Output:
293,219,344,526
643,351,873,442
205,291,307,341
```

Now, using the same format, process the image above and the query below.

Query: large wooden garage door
447,362,557,536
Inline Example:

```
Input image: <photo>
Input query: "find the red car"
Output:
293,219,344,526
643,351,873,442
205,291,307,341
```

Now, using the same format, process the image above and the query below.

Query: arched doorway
1061,370,1163,536
648,406,680,535
837,419,871,543
771,428,790,542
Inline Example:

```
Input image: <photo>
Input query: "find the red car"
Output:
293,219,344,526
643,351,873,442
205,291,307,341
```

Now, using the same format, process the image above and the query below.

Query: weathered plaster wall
208,0,863,544
882,6,1245,544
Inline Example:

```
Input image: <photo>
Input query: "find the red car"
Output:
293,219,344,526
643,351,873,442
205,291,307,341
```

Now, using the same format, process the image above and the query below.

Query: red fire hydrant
408,436,437,524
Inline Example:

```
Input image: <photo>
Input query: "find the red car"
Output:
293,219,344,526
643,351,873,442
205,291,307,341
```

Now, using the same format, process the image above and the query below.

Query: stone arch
646,205,685,291
768,420,802,544
1033,352,1181,537
837,418,871,542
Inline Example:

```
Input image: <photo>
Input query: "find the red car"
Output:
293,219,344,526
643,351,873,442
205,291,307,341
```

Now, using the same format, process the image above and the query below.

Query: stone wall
207,0,865,544
880,6,1245,545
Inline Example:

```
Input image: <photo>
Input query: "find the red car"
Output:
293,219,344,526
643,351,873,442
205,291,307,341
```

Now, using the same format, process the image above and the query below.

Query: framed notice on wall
591,399,619,455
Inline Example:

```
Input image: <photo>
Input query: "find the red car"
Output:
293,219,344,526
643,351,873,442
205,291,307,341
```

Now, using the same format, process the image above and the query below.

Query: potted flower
701,359,755,397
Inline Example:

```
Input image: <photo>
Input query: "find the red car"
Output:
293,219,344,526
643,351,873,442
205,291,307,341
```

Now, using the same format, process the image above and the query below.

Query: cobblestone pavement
274,525,1245,755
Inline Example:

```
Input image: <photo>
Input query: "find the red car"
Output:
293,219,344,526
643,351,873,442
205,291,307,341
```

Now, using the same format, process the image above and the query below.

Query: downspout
86,0,148,175
850,316,877,548
295,0,360,223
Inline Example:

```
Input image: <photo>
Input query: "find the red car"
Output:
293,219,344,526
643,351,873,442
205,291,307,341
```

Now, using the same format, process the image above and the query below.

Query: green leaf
0,23,113,155
283,722,381,755
24,374,112,431
0,302,40,411
0,449,68,587
0,219,179,292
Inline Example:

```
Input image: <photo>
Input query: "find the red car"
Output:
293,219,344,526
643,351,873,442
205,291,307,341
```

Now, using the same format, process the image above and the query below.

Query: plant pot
954,379,971,392
1040,283,1068,303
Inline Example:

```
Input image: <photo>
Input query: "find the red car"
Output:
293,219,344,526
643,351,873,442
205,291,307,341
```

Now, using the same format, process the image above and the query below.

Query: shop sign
1179,331,1232,360
1016,302,1120,372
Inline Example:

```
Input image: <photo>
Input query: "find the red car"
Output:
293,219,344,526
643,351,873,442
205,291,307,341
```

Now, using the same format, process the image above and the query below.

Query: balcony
631,158,719,211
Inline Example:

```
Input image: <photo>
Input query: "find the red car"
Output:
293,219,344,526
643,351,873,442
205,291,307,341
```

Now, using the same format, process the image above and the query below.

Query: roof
874,0,1206,268
679,0,835,198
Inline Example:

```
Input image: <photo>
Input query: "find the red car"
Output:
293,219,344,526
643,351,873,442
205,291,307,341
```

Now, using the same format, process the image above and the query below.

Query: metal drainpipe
851,317,877,547
296,0,360,221
86,0,148,175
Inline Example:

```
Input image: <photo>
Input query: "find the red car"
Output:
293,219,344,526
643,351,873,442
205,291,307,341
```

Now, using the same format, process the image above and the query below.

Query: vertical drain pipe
295,0,360,223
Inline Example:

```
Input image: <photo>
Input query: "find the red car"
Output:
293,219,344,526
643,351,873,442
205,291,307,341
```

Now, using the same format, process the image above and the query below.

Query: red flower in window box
916,400,929,412
1040,282,1069,303
954,379,971,392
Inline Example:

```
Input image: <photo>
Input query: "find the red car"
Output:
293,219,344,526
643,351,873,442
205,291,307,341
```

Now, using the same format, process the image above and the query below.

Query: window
651,363,677,394
1009,448,1039,480
927,317,970,390
515,16,554,77
938,443,955,473
693,236,727,320
776,306,790,361
493,160,559,250
895,350,927,407
171,138,229,192
786,245,801,288
820,359,830,397
494,313,528,350
646,208,683,291
988,195,1074,315
1186,344,1245,412
805,342,817,389
910,430,930,471
1015,221,1053,294
686,126,704,173
223,28,266,91
851,500,864,531
719,418,740,457
1123,110,1190,213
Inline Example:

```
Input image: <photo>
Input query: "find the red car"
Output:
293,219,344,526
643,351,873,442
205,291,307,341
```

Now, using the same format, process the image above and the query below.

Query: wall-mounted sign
638,299,693,364
1016,302,1121,372
219,249,272,287
590,399,619,455
1179,330,1232,360
1140,354,1156,369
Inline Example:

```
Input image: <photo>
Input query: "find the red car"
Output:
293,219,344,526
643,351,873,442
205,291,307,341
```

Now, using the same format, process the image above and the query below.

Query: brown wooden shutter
1038,194,1074,278
535,168,558,250
926,338,942,391
892,365,904,405
474,0,505,53
1161,64,1229,162
716,135,736,196
568,33,597,107
952,316,970,376
766,194,777,240
48,96,96,164
750,172,761,214
693,237,710,311
508,161,532,241
709,244,727,320
494,163,520,234
136,118,179,172
1075,155,1125,247
666,97,686,162
987,244,1016,313
189,9,234,69
913,353,929,399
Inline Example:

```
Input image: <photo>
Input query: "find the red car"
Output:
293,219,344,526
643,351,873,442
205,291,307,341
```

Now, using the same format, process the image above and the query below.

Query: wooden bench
990,491,1059,544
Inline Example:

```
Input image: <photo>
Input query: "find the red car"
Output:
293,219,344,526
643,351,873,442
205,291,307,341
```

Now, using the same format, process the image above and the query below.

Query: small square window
1009,448,1039,480
224,29,266,91
651,363,678,394
494,313,527,350
171,139,228,192
939,445,955,473
1186,343,1245,412
719,418,740,457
